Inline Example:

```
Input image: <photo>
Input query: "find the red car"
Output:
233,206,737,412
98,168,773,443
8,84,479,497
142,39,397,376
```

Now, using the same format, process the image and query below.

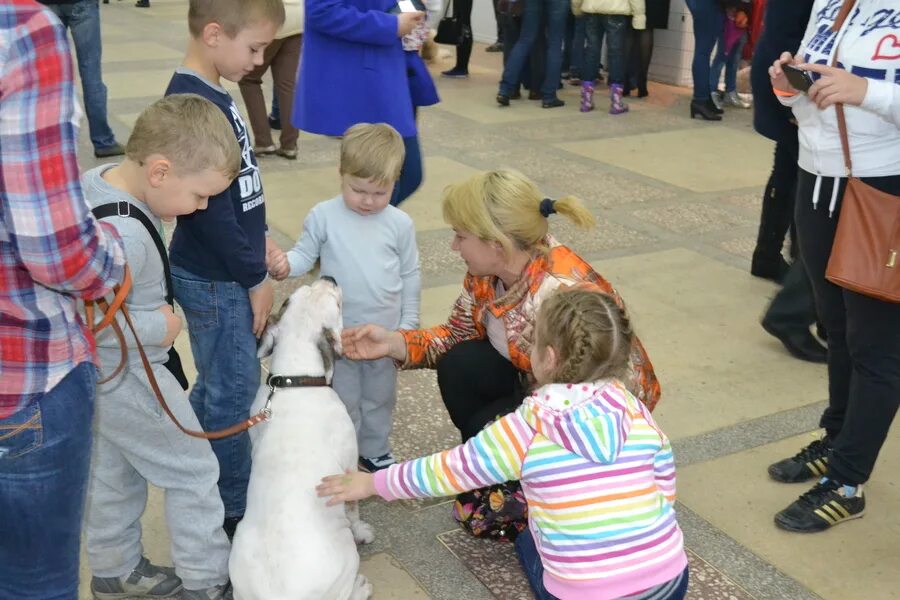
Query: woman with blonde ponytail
344,168,659,442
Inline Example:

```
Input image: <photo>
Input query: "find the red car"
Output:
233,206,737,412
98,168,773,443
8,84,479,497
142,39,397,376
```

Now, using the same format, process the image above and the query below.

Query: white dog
230,278,374,600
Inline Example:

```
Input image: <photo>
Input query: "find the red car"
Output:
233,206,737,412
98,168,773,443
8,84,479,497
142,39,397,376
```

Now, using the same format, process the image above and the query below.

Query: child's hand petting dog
317,470,377,506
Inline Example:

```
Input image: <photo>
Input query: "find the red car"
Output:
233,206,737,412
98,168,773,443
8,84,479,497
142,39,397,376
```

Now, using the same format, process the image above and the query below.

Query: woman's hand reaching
341,324,407,362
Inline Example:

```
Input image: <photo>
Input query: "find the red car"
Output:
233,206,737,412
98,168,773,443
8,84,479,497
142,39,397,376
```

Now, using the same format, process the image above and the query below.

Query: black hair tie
539,198,556,218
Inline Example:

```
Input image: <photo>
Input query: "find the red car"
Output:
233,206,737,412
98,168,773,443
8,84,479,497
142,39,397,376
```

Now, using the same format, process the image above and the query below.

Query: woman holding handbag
767,0,900,533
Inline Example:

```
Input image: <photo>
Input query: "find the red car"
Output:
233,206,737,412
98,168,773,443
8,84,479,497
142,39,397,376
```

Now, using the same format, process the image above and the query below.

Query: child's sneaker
181,583,232,600
359,452,396,472
723,90,752,109
91,557,182,599
774,478,865,533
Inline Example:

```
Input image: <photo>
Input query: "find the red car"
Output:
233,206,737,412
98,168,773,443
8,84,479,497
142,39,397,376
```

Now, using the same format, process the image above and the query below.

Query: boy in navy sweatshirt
164,0,285,539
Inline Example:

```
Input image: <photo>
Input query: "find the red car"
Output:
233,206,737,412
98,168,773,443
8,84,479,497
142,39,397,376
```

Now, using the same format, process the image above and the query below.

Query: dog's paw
350,574,373,600
351,520,375,545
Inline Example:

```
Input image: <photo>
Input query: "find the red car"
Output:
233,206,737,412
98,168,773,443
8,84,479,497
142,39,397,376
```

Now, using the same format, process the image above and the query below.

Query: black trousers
756,134,799,261
763,257,818,332
436,339,526,442
795,169,900,485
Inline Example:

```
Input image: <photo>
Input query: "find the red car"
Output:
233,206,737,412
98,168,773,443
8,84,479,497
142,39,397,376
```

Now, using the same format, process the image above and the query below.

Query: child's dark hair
534,288,633,384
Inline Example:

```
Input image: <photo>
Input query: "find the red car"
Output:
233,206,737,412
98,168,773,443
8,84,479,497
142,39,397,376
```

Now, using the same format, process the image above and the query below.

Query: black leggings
795,169,900,485
625,27,653,94
437,339,526,442
452,0,474,72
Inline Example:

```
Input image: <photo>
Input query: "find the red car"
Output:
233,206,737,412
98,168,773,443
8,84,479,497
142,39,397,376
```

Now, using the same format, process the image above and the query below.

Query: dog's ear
316,327,336,374
257,297,290,358
257,323,279,358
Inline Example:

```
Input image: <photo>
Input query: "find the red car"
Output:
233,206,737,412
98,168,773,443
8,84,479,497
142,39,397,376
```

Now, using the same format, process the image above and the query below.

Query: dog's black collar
267,374,331,389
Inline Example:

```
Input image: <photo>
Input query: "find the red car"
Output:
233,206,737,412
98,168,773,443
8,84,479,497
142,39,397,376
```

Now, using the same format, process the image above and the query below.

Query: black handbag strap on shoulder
92,201,174,305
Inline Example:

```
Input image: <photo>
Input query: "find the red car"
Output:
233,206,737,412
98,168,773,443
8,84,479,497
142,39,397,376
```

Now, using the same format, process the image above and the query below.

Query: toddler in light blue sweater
269,123,420,471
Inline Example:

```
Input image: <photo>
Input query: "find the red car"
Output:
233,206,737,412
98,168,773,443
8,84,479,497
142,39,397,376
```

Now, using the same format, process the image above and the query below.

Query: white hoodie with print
781,0,900,211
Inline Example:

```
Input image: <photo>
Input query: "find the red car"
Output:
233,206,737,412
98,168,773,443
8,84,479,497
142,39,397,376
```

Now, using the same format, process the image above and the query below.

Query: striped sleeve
374,408,535,501
653,437,677,504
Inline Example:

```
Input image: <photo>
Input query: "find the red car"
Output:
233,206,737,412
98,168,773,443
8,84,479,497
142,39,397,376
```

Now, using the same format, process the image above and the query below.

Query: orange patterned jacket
400,237,661,411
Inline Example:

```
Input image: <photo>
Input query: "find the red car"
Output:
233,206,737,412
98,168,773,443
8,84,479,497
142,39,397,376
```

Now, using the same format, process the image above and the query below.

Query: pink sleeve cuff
373,469,398,501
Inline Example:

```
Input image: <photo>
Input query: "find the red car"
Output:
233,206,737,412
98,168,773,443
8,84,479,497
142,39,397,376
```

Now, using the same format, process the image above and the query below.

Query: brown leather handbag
823,28,900,302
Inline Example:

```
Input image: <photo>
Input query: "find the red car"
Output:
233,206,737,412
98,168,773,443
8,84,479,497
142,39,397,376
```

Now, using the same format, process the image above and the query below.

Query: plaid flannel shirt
0,0,126,418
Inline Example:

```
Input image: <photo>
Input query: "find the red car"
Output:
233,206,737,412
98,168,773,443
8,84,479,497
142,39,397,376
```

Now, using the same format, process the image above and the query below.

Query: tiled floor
71,2,899,598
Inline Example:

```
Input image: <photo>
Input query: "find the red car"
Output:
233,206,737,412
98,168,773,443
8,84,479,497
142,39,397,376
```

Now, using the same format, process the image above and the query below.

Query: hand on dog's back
317,470,377,506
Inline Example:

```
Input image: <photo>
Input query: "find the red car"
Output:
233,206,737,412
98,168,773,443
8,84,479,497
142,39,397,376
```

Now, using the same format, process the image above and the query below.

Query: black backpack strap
92,201,173,305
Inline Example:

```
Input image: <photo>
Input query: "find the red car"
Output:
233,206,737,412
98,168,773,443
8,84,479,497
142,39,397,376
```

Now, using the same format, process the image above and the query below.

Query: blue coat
292,0,417,137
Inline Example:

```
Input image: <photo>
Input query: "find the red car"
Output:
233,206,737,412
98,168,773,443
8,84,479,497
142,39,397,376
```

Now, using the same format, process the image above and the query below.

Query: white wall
471,0,500,44
469,0,695,86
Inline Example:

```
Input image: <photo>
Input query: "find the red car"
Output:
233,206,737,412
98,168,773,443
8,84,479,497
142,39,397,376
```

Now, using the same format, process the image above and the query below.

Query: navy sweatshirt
164,69,267,289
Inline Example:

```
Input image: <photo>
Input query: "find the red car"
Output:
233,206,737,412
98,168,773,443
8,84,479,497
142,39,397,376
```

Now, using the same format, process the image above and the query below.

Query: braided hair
534,288,633,384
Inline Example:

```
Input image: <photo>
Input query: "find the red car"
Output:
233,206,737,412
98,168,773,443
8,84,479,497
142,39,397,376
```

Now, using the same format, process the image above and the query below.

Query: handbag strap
830,0,857,178
92,201,174,306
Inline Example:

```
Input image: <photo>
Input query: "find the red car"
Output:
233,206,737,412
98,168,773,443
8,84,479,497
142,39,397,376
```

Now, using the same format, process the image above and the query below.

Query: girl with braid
320,288,688,600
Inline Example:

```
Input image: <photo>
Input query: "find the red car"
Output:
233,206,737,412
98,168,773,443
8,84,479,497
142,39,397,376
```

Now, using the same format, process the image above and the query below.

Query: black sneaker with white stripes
358,452,396,473
768,436,832,483
775,478,865,533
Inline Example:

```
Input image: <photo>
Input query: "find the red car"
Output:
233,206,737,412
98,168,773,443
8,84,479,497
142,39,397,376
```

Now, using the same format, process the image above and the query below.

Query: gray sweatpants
84,365,230,590
332,357,398,458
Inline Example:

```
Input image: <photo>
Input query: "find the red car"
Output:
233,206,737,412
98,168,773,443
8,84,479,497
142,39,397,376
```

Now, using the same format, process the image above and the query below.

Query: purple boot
580,81,595,113
609,83,629,115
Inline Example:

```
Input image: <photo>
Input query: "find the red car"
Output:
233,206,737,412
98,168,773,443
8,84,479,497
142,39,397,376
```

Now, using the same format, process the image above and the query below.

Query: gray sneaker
180,583,232,600
91,557,182,599
723,90,752,108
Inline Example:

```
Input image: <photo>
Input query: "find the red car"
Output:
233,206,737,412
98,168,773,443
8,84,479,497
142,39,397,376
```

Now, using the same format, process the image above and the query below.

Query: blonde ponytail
442,170,596,257
551,195,596,229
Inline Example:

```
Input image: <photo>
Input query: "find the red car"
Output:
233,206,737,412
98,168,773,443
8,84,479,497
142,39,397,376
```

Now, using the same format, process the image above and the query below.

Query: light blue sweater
287,196,420,329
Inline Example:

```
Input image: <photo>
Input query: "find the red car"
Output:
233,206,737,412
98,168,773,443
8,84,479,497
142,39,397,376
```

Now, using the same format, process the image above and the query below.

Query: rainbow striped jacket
374,379,687,599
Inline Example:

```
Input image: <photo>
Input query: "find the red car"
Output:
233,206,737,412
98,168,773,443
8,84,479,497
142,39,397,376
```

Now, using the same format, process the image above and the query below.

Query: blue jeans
583,14,629,86
0,363,96,600
391,135,422,206
563,14,587,77
45,0,117,151
685,0,724,101
499,0,568,101
171,266,259,518
709,31,747,93
514,529,559,600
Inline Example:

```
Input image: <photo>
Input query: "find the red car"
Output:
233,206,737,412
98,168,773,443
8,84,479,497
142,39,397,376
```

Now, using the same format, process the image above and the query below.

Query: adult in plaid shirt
0,1,126,597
